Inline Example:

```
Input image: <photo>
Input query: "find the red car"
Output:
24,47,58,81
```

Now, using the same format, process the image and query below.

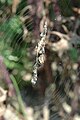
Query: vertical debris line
31,21,47,85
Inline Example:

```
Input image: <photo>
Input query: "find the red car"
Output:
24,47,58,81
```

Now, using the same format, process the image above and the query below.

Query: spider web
0,1,34,86
0,1,79,120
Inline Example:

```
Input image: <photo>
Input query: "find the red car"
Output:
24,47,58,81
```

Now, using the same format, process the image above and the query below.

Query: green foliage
0,0,6,4
0,11,32,88
58,0,73,16
9,15,22,34
69,48,78,62
7,0,12,5
0,0,12,4
48,3,55,21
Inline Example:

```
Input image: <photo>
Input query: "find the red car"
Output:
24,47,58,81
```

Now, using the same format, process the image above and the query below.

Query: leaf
9,15,22,34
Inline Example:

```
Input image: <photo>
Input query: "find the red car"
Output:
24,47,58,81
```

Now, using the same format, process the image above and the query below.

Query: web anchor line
31,21,47,85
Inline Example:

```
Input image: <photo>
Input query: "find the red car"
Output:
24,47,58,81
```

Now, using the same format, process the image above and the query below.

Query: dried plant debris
31,21,47,85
